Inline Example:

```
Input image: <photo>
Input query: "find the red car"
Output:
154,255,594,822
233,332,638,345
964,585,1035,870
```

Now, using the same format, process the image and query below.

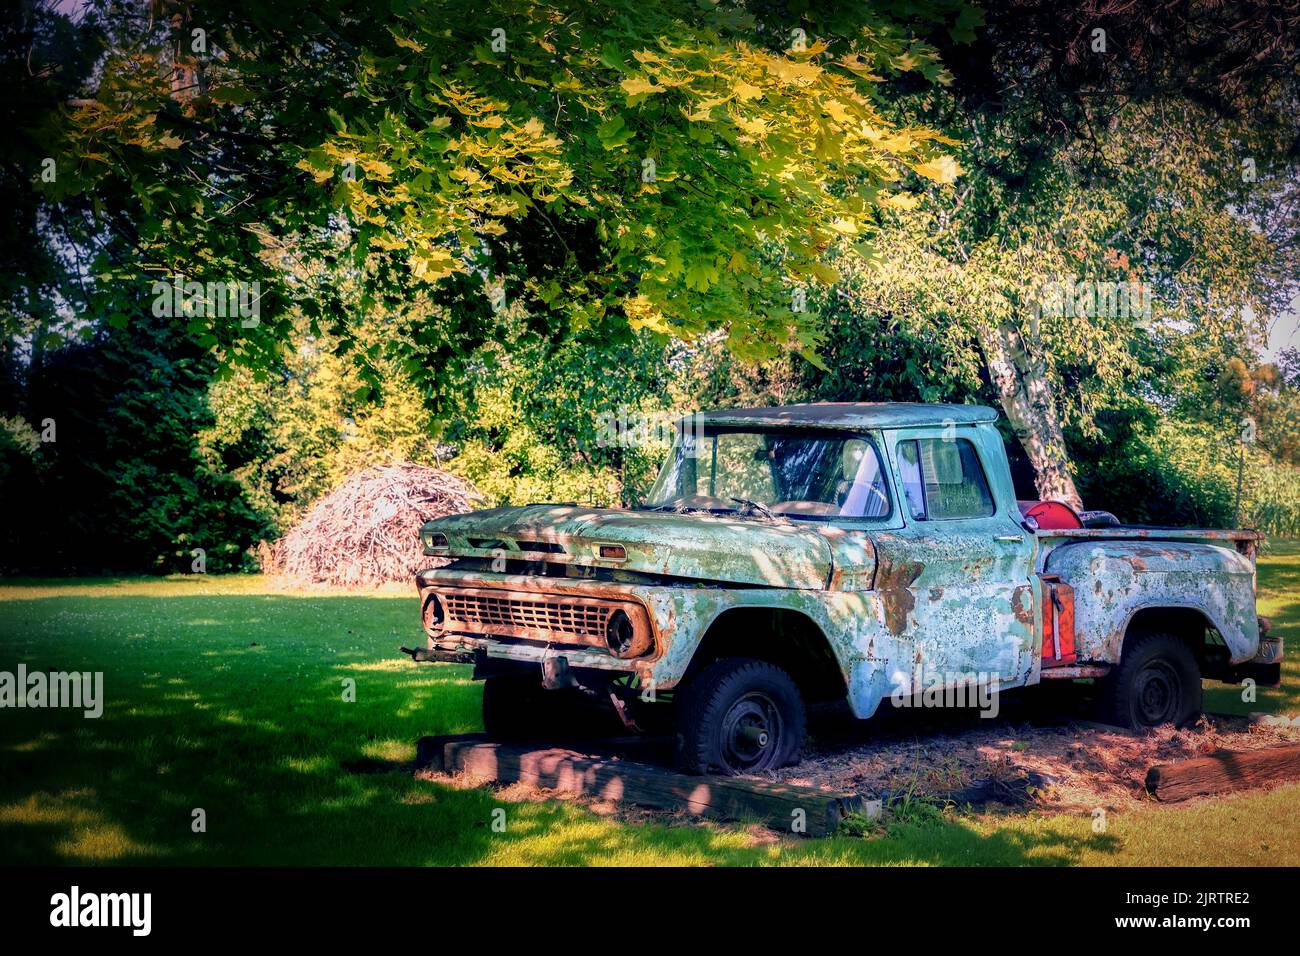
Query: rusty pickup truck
407,403,1281,774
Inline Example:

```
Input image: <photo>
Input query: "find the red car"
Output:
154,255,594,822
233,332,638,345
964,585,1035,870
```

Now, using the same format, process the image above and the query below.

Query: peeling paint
875,558,924,636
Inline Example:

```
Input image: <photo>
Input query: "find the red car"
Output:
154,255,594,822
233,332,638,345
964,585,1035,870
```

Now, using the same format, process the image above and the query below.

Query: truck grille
442,591,610,640
423,585,654,657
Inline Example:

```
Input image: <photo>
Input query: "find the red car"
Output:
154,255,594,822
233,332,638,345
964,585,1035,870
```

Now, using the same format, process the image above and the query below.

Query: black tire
1099,631,1202,729
675,657,806,775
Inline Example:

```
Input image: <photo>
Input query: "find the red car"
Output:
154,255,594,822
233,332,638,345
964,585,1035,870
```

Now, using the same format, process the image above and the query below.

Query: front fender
1044,541,1259,664
646,587,874,690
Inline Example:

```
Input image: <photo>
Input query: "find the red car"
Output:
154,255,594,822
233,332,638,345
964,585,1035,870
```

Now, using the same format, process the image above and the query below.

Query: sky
1266,298,1300,362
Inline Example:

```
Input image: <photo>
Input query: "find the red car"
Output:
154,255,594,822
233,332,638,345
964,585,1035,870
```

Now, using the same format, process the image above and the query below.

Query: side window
897,437,995,520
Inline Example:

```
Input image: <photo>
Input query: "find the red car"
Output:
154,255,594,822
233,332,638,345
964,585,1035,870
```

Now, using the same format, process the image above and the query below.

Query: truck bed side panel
1042,540,1259,664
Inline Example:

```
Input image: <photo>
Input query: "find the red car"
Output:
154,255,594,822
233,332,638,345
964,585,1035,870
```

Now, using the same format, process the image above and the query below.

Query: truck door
874,425,1036,693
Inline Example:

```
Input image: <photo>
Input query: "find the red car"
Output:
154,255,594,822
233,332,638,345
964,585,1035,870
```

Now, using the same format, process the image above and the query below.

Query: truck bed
1037,526,1263,544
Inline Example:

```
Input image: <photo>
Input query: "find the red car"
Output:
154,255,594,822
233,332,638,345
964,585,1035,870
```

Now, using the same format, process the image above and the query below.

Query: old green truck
406,403,1281,774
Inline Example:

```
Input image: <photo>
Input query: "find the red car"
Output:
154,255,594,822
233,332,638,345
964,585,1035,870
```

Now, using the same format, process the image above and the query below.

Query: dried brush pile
262,463,479,588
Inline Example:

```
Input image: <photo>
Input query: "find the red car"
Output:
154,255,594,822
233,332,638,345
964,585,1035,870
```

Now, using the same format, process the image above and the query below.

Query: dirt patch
410,708,1300,837
761,713,1300,812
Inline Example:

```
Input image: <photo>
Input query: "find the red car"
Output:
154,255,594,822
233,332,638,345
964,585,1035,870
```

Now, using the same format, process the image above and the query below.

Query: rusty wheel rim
720,692,782,772
1134,660,1179,725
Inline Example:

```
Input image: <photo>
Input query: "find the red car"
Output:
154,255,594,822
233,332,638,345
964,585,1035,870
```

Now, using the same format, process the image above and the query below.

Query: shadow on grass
0,587,1121,866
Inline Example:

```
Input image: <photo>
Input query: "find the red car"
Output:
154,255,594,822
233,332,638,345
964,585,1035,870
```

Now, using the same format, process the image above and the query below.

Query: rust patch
1012,584,1034,628
928,586,945,603
876,558,924,635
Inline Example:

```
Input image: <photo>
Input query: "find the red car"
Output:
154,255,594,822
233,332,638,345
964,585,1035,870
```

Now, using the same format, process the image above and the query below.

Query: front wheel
1099,632,1202,729
675,658,806,775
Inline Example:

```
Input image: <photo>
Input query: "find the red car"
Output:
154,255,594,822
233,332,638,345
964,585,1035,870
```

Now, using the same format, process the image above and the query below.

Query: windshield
641,427,892,520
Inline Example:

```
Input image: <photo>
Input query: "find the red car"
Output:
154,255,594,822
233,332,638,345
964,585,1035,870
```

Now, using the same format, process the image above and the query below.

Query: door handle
994,534,1024,544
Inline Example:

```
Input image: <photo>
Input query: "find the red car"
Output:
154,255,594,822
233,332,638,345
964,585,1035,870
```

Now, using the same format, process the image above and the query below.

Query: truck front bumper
413,631,643,673
1225,632,1283,688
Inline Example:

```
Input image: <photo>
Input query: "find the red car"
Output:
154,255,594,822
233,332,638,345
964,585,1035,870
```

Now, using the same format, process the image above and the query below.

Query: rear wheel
1100,631,1202,729
675,658,806,775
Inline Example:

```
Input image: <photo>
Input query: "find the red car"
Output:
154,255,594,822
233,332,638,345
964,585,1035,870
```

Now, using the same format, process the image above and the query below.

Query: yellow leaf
822,99,852,124
912,155,962,184
295,158,334,184
409,248,459,281
624,294,674,334
880,192,920,211
685,97,727,122
358,158,394,179
620,77,662,97
389,30,424,52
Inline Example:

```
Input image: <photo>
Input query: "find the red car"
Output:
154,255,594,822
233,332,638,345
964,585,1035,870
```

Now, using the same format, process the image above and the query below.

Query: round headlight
606,609,636,657
422,594,444,633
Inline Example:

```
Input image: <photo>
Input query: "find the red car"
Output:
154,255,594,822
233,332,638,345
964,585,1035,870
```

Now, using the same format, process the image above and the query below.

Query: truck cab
409,403,1279,774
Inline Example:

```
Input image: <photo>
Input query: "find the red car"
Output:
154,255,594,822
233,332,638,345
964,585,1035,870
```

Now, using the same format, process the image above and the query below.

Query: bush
262,463,478,588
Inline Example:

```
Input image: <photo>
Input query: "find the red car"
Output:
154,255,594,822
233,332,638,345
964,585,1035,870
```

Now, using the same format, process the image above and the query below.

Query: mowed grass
1,542,1298,867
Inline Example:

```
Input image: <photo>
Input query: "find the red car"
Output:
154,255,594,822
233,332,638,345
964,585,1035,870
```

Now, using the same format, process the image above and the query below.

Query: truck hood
425,504,834,589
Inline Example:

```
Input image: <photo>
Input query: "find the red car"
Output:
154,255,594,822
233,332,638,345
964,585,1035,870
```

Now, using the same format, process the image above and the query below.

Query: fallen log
432,738,871,837
1144,743,1300,802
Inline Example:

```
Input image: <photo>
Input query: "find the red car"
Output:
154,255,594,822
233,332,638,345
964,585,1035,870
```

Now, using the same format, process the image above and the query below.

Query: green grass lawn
1,543,1297,867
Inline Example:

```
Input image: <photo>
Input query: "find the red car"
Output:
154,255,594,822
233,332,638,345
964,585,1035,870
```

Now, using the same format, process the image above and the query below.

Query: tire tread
1100,630,1201,729
676,657,806,775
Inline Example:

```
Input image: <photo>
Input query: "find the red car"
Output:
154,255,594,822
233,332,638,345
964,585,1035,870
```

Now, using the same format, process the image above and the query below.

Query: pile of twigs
262,463,478,588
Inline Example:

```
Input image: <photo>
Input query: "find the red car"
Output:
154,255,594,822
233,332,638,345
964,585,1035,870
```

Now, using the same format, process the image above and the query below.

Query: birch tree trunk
979,319,1084,511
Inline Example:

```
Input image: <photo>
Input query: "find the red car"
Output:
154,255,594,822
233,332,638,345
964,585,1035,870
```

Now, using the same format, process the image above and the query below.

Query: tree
834,0,1300,507
46,0,966,398
18,0,1300,516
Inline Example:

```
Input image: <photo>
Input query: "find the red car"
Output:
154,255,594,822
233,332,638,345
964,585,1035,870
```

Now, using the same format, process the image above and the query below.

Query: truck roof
690,402,1000,430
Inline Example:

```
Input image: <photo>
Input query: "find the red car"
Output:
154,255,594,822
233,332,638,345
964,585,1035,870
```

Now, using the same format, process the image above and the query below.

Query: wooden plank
1145,743,1300,802
415,733,488,772
440,740,870,837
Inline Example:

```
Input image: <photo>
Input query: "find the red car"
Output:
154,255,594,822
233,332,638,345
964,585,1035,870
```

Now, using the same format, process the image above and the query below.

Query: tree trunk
979,318,1084,511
